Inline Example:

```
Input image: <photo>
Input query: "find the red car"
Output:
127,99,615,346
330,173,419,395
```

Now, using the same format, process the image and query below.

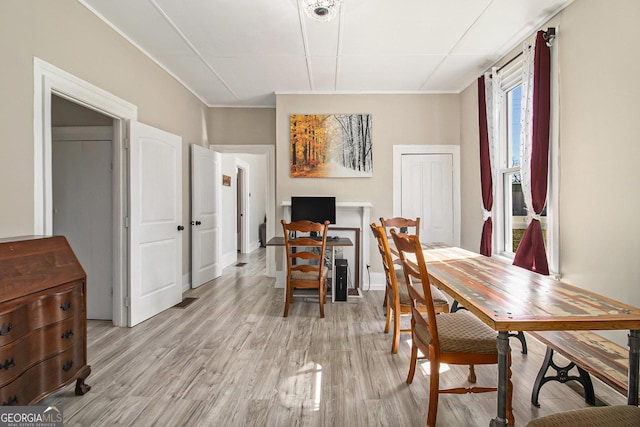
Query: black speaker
335,258,348,301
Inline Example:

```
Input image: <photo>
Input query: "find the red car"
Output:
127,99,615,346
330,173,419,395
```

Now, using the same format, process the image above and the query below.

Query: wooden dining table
391,243,640,427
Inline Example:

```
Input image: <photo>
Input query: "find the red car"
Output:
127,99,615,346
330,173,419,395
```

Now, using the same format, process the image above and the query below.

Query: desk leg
331,246,336,303
629,330,640,406
491,331,511,427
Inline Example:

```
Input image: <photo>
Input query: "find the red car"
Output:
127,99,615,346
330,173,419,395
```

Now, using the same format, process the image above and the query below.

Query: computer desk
266,236,353,303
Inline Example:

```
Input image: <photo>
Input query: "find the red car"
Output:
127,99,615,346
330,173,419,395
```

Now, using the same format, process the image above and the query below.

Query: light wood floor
44,248,625,426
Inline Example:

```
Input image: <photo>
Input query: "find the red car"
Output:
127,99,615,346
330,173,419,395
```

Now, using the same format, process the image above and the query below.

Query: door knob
177,225,185,231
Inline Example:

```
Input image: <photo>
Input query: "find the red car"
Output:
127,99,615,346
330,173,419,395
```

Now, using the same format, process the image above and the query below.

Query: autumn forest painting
290,114,372,178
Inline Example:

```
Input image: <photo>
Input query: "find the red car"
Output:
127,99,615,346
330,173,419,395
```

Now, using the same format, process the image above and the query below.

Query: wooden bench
529,330,636,407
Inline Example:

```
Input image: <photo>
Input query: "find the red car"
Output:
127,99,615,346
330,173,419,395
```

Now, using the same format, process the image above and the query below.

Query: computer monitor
290,196,336,224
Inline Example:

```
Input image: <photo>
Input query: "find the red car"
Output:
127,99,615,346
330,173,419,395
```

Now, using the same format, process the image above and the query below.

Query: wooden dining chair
379,216,420,307
370,223,449,354
281,219,330,318
390,229,513,427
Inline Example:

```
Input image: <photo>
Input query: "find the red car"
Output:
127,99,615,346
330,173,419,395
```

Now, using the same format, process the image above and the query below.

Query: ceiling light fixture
303,0,341,22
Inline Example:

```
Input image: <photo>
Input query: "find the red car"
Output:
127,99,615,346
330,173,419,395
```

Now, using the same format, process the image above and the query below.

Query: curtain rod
490,27,555,76
497,51,524,73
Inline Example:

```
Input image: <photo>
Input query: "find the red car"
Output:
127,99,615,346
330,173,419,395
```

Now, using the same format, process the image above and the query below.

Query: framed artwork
289,114,372,178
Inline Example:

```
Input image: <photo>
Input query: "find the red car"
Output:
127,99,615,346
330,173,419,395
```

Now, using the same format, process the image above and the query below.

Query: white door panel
401,154,454,245
129,121,182,326
191,145,221,287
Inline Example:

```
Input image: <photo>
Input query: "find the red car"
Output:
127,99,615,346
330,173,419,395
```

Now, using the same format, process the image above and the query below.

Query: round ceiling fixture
303,0,341,22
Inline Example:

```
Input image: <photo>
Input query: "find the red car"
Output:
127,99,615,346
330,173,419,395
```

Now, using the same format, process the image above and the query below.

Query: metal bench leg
508,331,528,354
531,346,595,407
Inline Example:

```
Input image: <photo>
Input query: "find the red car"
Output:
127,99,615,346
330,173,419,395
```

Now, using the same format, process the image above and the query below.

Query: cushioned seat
291,266,328,281
414,311,499,354
526,405,640,427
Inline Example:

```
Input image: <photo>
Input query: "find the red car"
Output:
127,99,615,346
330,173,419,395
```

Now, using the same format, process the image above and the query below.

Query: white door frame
34,57,137,327
212,145,275,276
235,158,250,254
392,145,461,247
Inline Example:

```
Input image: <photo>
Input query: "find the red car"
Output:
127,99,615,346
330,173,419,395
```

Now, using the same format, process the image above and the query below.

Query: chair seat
394,269,448,306
526,405,640,427
414,311,498,354
291,266,328,281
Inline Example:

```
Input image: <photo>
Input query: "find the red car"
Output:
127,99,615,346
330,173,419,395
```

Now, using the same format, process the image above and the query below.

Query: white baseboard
221,251,238,270
367,272,386,291
182,272,191,292
248,241,260,253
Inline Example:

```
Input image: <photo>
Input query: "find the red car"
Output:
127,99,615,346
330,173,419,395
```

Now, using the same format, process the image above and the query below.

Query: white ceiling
80,0,573,107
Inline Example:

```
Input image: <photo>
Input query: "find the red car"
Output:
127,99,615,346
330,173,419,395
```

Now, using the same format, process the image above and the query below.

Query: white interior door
191,145,221,287
129,121,182,326
401,153,454,245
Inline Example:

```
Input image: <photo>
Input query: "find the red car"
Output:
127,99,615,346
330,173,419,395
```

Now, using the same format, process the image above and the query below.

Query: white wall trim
392,145,461,247
368,272,386,291
34,57,137,234
547,26,561,278
34,57,137,327
221,250,238,270
212,144,276,276
182,272,191,292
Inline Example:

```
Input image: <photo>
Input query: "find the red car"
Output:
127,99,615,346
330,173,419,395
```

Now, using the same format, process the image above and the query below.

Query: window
495,63,548,257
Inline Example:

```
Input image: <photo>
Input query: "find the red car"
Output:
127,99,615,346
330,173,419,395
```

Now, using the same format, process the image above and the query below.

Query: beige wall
0,0,209,277
52,95,114,126
459,83,482,252
275,94,460,270
459,0,640,340
208,108,276,146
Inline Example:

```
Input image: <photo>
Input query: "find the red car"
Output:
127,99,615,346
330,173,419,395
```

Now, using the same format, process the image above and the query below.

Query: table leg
490,331,511,427
629,330,640,406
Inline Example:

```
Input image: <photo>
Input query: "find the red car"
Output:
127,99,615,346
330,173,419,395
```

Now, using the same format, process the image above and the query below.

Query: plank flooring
43,248,625,426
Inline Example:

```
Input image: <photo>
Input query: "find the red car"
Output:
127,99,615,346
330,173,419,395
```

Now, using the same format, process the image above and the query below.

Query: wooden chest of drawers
0,236,91,405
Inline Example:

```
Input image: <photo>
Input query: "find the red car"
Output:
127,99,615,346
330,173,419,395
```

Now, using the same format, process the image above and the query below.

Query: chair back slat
281,219,330,318
390,229,440,348
370,223,398,292
380,216,421,239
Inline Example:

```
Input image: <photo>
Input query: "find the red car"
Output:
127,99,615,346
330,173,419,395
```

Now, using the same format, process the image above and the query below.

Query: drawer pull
2,395,18,406
62,360,74,372
60,301,72,311
0,322,12,336
1,358,15,370
61,329,74,339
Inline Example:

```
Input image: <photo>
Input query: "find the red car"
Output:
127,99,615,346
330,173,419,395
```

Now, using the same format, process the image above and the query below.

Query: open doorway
34,58,135,326
209,145,275,276
236,159,249,254
52,96,115,320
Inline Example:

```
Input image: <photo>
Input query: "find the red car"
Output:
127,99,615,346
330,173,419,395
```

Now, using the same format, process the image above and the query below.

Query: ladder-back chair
370,223,449,354
390,229,513,427
281,219,330,318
